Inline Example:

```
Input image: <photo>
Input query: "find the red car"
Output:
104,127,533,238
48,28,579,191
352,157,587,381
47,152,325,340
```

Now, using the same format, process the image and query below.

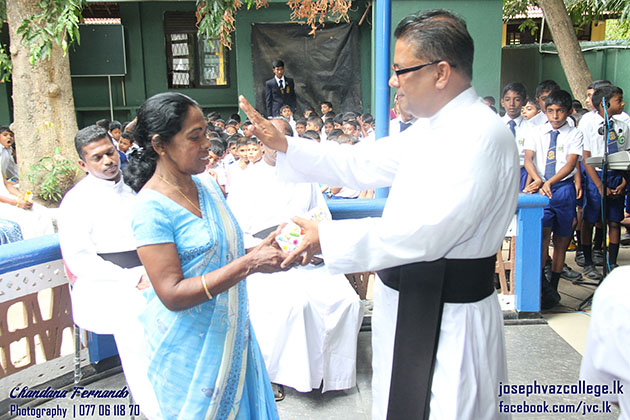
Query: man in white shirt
240,9,518,420
225,118,363,395
58,126,160,419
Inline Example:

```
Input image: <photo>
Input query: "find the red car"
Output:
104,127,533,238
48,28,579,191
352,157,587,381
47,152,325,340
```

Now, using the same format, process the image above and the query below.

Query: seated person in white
58,126,160,420
0,176,55,239
221,118,364,394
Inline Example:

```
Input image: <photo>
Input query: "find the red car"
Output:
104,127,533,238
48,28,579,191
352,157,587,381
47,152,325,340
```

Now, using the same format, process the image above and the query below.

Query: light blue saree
132,177,278,420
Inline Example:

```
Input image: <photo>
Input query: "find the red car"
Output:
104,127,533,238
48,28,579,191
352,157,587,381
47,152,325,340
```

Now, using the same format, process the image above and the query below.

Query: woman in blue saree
124,92,284,419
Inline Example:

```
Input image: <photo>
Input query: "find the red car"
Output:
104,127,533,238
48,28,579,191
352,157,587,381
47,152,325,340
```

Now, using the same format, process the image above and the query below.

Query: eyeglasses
392,60,456,77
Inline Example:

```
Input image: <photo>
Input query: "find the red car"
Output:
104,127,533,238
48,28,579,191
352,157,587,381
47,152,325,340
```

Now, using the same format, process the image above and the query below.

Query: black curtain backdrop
251,22,362,118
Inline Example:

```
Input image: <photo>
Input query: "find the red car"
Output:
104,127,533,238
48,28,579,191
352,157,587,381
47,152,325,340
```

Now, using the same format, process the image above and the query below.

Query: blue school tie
544,130,559,181
400,121,412,132
507,120,516,136
608,125,619,153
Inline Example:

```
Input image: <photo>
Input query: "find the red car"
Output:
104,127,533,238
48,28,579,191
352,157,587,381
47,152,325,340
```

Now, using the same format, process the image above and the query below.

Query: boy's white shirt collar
275,75,286,84
501,114,524,125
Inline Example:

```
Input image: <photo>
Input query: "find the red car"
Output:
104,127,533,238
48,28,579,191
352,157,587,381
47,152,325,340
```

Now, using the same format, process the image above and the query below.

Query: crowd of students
196,105,379,201
493,79,629,310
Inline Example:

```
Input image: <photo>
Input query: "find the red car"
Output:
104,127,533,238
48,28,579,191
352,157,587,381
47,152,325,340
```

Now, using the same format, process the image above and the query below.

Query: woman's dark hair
123,92,199,192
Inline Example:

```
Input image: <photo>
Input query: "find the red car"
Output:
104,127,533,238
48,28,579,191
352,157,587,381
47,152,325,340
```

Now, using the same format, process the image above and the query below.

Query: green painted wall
0,0,504,125
502,41,630,104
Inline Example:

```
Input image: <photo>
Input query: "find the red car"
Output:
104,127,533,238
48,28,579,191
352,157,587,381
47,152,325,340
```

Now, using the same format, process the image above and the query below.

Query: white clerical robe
580,266,630,419
58,174,161,420
275,87,518,419
223,160,364,392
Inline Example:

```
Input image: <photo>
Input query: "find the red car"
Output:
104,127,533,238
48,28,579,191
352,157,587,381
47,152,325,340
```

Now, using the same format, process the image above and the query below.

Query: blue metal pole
374,0,391,199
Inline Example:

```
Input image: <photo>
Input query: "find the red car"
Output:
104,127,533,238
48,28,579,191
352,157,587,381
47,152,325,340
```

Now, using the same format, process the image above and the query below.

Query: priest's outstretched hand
239,95,289,153
281,217,323,268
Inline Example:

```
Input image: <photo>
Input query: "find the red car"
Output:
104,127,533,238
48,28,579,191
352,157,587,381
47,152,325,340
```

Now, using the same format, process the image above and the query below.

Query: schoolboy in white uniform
501,82,531,191
581,85,629,277
524,90,583,309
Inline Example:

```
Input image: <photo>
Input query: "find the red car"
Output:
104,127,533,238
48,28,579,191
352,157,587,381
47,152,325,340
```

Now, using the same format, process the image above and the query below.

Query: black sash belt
378,256,496,420
97,250,142,269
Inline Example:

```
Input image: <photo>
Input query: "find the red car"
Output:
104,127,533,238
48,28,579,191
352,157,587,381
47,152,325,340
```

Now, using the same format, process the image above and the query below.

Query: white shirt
275,75,286,88
389,116,417,136
616,111,630,125
502,114,531,167
276,87,519,273
524,121,583,182
58,173,144,334
228,159,326,235
580,111,630,157
0,145,18,180
581,266,630,419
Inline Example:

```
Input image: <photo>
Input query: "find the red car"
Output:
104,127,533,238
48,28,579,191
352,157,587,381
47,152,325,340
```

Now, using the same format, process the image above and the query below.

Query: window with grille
164,12,229,89
508,31,521,45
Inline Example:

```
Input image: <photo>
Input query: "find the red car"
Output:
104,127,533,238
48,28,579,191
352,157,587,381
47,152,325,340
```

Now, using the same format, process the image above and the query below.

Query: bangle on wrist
201,274,213,300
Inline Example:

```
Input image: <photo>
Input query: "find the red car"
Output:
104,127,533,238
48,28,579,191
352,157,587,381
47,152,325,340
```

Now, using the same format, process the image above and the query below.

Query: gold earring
160,152,165,156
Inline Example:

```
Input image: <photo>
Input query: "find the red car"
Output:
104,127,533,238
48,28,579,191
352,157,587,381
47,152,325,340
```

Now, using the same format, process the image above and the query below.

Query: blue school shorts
542,179,576,237
519,167,528,192
583,170,625,223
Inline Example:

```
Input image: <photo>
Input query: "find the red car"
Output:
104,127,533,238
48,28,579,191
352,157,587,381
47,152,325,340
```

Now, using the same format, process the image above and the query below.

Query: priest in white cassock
219,117,364,395
58,126,160,420
240,9,519,420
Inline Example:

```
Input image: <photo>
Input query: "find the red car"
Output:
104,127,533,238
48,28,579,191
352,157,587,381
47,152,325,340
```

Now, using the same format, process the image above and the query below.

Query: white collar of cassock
85,172,125,190
425,87,478,129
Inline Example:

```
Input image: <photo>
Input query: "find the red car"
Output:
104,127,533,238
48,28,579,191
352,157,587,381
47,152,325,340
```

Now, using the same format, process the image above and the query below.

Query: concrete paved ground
8,324,620,420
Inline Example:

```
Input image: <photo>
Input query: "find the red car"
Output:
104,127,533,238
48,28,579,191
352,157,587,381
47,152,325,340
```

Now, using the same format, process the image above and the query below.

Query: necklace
156,174,202,214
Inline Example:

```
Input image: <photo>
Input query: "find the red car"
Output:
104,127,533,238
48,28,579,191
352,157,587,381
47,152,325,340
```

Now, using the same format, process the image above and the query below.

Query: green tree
0,0,351,203
2,0,83,202
504,0,630,103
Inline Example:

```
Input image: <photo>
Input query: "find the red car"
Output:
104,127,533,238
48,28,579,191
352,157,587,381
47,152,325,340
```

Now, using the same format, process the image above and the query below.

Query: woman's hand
247,225,293,274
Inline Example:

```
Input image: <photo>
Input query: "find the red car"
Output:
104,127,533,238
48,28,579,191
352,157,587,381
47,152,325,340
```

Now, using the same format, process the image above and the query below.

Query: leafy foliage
196,0,269,49
286,0,353,35
605,18,630,38
195,0,353,46
0,44,11,82
16,0,85,65
503,0,630,34
27,146,77,203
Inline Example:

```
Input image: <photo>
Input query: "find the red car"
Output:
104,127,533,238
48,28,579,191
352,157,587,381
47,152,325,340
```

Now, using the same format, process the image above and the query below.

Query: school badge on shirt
615,130,625,145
